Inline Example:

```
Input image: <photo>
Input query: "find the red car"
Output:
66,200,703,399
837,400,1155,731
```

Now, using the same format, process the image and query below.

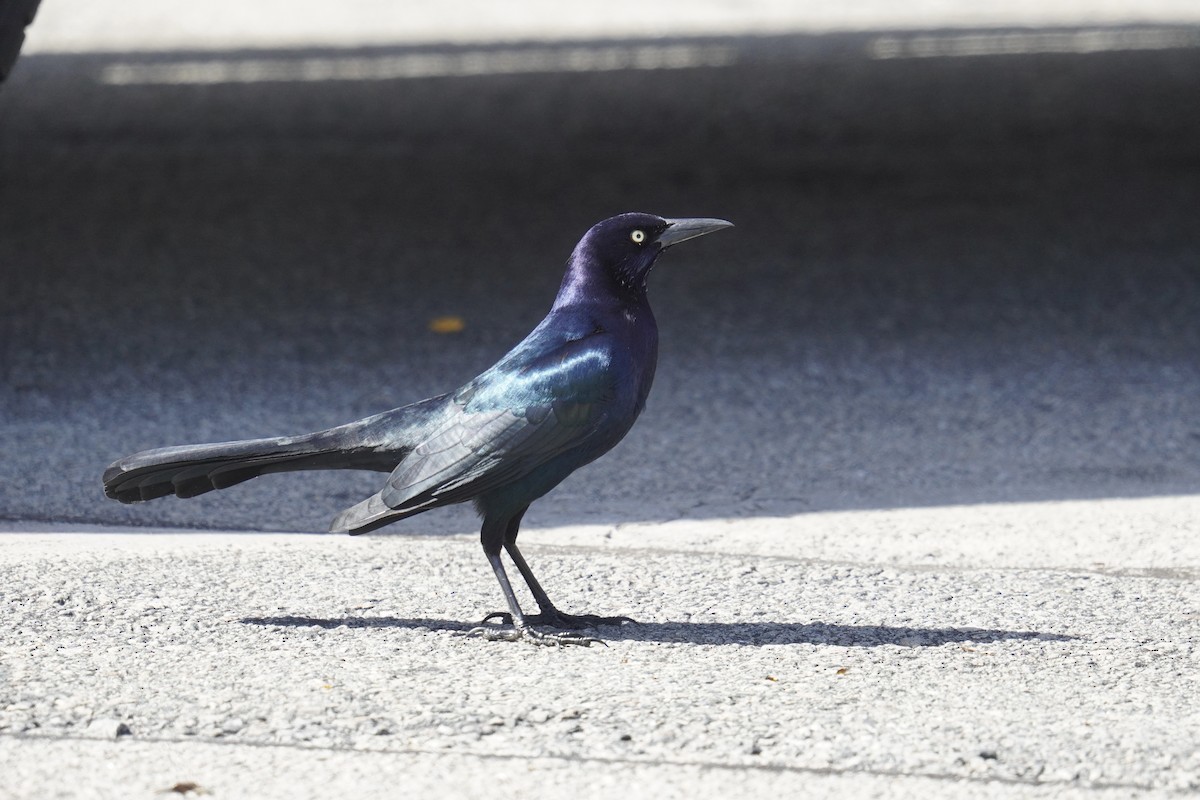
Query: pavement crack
0,732,1165,793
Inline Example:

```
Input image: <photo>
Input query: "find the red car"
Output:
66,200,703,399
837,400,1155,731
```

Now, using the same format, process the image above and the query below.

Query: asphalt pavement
1,4,1200,798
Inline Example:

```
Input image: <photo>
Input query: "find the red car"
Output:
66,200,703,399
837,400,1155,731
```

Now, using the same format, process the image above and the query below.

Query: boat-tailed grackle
103,213,732,646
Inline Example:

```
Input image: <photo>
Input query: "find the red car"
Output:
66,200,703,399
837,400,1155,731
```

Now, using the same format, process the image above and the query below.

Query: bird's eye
630,230,645,244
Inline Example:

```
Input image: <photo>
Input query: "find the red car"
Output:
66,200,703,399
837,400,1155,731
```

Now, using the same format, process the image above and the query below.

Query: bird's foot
466,620,601,647
478,609,637,630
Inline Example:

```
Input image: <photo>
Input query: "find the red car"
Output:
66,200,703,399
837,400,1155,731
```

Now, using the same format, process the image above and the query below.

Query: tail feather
103,397,451,514
103,423,404,504
106,438,310,503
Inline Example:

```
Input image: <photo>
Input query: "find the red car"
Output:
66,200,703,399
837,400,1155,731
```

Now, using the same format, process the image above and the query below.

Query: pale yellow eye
630,230,646,243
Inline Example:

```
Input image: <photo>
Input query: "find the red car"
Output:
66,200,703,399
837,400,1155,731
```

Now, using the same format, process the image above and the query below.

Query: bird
102,212,732,646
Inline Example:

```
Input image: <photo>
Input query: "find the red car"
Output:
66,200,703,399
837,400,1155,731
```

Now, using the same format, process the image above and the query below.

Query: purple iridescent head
565,213,733,297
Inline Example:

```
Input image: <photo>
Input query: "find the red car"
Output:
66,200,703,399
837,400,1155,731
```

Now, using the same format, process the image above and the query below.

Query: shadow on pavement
240,615,1075,646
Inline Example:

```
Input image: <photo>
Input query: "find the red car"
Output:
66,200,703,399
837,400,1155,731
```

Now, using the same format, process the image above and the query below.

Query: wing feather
379,332,614,512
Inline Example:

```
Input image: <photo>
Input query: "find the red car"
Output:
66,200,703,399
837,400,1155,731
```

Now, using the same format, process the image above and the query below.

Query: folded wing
332,331,615,533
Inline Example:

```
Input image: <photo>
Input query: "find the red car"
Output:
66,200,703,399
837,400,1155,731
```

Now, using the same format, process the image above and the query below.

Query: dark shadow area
239,614,1076,647
240,615,479,633
2,27,1199,532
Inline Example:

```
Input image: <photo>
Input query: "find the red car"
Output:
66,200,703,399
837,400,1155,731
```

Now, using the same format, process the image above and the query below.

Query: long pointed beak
658,217,734,248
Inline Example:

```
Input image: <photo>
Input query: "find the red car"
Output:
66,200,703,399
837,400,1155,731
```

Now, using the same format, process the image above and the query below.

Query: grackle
103,213,732,646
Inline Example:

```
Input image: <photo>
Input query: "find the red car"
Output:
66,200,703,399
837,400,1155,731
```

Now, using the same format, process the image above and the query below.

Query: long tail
101,401,446,504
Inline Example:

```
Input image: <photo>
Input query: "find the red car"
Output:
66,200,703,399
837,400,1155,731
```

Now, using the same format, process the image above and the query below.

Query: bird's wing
379,332,615,511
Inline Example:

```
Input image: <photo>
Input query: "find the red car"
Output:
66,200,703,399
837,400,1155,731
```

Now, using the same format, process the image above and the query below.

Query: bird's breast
604,312,659,419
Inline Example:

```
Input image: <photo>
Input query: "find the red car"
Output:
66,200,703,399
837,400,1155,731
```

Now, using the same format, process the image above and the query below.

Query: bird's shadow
239,615,1074,647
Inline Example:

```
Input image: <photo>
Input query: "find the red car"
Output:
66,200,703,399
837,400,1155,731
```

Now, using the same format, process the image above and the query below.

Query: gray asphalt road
2,30,1200,533
2,13,1200,800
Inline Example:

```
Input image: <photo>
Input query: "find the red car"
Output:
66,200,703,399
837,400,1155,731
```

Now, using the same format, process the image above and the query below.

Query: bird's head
561,213,733,302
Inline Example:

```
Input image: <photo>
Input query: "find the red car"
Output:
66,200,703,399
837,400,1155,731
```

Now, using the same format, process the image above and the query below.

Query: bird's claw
469,606,635,645
465,625,522,642
466,623,601,647
476,609,636,630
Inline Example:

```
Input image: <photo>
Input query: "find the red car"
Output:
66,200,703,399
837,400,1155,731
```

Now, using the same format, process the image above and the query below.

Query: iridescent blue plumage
102,212,732,646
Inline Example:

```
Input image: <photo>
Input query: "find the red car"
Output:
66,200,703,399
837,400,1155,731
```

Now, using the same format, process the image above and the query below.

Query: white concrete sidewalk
1,495,1196,798
23,1,1200,55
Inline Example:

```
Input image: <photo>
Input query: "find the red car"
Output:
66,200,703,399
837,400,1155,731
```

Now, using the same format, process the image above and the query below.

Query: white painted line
868,26,1200,59
99,44,738,86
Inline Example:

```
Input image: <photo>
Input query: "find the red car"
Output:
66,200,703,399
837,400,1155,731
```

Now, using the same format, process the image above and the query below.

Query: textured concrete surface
3,500,1198,799
1,502,1198,797
0,740,1178,800
2,2,1200,798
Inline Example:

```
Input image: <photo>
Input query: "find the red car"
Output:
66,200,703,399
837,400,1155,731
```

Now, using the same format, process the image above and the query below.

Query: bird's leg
505,540,637,629
467,515,599,647
480,511,635,630
504,539,557,613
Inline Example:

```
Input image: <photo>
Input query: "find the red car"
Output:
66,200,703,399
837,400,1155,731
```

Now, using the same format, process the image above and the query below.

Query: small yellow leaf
765,675,778,682
429,316,466,334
